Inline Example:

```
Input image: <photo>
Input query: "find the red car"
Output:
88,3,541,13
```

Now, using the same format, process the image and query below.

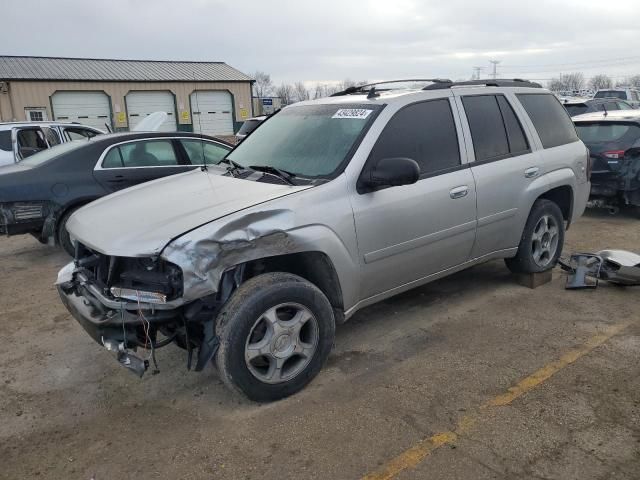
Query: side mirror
360,157,420,192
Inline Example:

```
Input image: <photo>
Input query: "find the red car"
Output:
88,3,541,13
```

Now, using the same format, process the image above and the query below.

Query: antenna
193,72,207,171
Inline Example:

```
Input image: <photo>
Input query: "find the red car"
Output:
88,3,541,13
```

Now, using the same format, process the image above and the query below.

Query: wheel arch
49,197,100,243
224,251,346,323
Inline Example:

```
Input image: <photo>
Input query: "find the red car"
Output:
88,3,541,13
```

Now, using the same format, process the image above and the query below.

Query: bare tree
547,72,585,92
589,74,613,91
274,83,295,105
617,75,640,88
293,82,310,102
252,71,273,98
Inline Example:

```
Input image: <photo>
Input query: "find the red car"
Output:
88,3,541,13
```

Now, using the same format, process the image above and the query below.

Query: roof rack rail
423,78,542,90
331,78,453,97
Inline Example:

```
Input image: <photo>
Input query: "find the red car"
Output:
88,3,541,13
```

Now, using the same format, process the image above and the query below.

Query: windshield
19,140,86,167
226,104,382,178
594,90,625,99
575,122,640,144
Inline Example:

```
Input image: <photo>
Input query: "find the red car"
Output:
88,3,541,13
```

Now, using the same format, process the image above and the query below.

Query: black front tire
505,199,565,274
215,272,335,402
56,207,80,257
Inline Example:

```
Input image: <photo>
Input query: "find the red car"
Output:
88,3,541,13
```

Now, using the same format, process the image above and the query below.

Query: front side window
368,99,460,176
237,119,262,136
118,140,180,167
227,104,382,178
180,139,229,165
517,94,579,149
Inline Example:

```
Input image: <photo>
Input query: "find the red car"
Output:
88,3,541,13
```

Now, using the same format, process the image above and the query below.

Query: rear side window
462,95,530,162
564,104,589,117
517,94,579,148
368,99,460,176
0,130,11,151
102,140,180,168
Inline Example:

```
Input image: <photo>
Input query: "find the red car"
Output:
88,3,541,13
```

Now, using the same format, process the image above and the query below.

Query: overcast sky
2,0,640,86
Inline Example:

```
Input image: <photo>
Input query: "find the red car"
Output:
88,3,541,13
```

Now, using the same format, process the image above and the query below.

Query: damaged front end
56,242,239,377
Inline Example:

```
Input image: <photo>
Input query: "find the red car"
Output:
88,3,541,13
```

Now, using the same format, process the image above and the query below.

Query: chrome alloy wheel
531,214,560,268
244,303,319,384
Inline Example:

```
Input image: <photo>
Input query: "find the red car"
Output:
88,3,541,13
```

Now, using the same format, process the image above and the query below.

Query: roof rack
423,78,542,90
331,78,453,97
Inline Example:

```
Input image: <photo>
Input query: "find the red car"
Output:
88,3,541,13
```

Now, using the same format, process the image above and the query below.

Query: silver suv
57,79,590,401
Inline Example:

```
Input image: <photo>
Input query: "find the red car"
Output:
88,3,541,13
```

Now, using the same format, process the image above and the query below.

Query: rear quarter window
0,130,11,151
516,94,579,148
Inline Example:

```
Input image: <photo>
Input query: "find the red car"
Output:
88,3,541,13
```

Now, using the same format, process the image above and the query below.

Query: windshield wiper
249,165,296,185
218,158,246,176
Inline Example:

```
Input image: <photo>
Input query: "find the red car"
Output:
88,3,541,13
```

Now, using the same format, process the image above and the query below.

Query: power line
501,55,640,69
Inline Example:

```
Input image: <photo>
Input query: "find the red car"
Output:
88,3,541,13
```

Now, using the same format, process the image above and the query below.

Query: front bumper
56,263,181,346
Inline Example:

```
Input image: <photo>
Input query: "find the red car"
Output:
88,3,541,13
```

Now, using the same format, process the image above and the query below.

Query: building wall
0,80,253,130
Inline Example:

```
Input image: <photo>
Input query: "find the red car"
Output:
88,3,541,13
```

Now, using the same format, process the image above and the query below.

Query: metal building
0,56,254,136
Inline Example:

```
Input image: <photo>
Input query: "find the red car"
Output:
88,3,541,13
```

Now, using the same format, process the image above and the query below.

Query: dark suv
573,109,640,215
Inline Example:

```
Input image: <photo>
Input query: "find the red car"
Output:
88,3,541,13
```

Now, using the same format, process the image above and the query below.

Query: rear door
454,92,540,257
93,138,192,192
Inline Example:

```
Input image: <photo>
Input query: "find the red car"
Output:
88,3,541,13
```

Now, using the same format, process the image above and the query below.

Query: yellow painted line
361,322,630,480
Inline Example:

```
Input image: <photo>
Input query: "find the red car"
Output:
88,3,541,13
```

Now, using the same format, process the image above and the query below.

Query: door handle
524,166,539,178
449,185,469,199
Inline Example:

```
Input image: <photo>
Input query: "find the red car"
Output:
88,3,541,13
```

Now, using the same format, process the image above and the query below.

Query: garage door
190,91,234,136
51,91,111,130
126,91,177,132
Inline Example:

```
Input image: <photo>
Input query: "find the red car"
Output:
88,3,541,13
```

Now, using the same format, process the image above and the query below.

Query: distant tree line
252,71,366,104
253,70,640,102
547,72,640,92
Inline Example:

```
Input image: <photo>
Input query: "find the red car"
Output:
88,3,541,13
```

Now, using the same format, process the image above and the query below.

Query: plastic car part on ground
558,249,640,289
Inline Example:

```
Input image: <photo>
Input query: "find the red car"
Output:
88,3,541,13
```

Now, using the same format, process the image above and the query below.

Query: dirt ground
1,210,639,480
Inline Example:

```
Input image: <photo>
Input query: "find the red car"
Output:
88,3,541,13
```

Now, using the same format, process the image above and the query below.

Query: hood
67,169,310,256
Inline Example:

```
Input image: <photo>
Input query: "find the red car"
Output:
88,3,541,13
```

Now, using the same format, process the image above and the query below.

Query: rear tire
505,199,565,274
56,207,81,257
215,272,335,402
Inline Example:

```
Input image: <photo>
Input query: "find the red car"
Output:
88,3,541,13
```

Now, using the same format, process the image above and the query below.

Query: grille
13,204,44,220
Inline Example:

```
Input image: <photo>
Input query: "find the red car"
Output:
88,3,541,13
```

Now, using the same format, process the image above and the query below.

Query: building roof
0,56,253,82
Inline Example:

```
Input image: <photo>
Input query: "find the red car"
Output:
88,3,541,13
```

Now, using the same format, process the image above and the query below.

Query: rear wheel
215,272,335,402
505,199,565,274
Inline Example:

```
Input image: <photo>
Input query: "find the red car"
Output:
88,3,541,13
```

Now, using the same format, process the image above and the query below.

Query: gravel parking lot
1,210,638,480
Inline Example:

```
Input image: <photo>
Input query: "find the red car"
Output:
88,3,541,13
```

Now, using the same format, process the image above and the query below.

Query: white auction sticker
332,109,373,119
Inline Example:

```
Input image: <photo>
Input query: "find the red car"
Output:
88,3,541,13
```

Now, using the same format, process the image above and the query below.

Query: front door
350,97,477,299
93,138,193,192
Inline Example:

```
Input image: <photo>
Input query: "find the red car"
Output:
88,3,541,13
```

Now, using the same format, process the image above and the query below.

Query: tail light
603,150,626,159
586,149,592,180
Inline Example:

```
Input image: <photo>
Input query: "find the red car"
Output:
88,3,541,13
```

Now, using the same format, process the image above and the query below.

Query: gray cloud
2,0,639,84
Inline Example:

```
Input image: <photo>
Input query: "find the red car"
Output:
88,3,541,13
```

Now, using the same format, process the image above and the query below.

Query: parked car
561,97,633,117
235,115,267,141
0,132,231,255
573,109,640,215
0,121,104,167
56,79,590,402
594,88,640,108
